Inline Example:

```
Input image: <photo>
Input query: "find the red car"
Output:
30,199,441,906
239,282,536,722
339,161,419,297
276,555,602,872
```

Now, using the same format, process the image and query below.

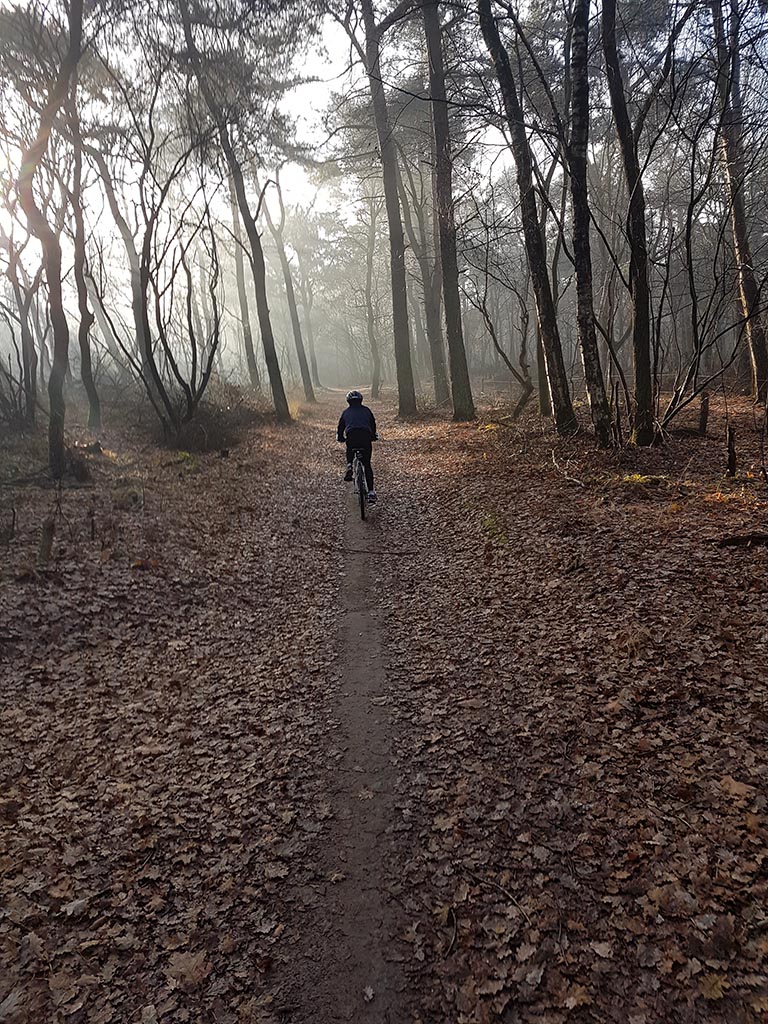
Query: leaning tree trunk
303,299,321,388
223,160,288,420
17,0,84,477
275,242,315,403
710,0,768,402
85,277,126,377
292,249,319,389
219,159,287,421
33,298,50,390
568,0,611,446
360,0,417,416
602,0,654,444
422,0,475,420
535,326,551,416
262,181,316,403
295,249,321,388
179,0,290,422
479,0,576,434
229,180,261,389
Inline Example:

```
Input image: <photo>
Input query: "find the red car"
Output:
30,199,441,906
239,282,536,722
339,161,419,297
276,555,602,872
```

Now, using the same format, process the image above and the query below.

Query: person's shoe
344,465,353,482
367,491,377,503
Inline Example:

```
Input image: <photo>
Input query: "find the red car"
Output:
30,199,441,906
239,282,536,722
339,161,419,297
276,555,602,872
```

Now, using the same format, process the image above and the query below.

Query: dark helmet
346,390,363,403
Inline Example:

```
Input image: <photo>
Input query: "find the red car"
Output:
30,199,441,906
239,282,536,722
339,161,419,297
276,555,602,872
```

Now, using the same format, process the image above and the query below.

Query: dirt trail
277,493,407,1023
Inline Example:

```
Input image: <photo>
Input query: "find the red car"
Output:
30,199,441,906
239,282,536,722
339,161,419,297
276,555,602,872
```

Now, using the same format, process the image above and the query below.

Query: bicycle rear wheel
356,460,367,520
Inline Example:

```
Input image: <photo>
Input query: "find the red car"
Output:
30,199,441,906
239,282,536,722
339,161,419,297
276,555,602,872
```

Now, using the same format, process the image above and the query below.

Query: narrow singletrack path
273,402,408,1023
278,514,406,1022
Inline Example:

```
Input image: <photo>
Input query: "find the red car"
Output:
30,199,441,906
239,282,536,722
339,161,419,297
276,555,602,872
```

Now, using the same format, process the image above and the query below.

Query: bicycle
351,448,368,520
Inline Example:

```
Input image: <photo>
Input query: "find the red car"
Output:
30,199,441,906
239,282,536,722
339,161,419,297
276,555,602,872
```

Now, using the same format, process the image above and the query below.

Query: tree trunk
138,221,179,429
427,120,452,405
297,266,321,388
220,155,289,422
478,0,576,434
409,278,429,376
7,261,38,426
366,202,382,398
602,0,654,444
191,283,206,385
229,180,261,389
304,311,320,388
86,146,154,381
296,260,321,388
17,0,84,477
179,0,289,422
34,298,50,391
422,0,475,420
263,180,316,403
275,244,316,402
396,162,450,403
711,0,768,402
197,258,222,379
535,325,551,416
360,0,417,416
85,275,126,376
568,0,611,446
423,271,450,402
69,86,101,430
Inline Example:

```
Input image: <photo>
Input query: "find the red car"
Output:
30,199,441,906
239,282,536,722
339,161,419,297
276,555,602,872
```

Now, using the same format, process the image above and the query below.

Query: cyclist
337,390,378,503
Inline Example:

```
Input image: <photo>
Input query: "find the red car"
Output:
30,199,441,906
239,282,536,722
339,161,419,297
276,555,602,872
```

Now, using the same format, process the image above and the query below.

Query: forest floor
1,391,768,1024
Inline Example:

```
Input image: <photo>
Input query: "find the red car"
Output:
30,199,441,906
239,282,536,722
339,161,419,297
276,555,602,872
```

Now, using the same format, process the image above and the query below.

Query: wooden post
699,392,710,436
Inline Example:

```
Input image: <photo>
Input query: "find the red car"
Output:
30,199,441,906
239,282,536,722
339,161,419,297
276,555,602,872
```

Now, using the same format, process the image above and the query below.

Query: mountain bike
351,448,368,520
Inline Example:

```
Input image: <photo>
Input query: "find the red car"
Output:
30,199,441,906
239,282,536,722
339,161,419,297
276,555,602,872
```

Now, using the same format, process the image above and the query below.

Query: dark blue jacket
337,404,377,441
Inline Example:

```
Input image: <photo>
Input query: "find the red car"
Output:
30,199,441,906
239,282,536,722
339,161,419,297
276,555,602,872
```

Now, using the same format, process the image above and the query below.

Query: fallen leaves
0,413,343,1023
589,941,614,959
563,984,592,1009
368,402,768,1023
720,774,754,799
700,974,730,1001
165,951,211,991
3,397,768,1023
0,989,24,1022
264,861,289,880
60,898,89,918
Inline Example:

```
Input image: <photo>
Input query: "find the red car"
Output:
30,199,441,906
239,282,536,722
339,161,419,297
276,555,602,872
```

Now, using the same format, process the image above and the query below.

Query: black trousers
345,429,374,490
